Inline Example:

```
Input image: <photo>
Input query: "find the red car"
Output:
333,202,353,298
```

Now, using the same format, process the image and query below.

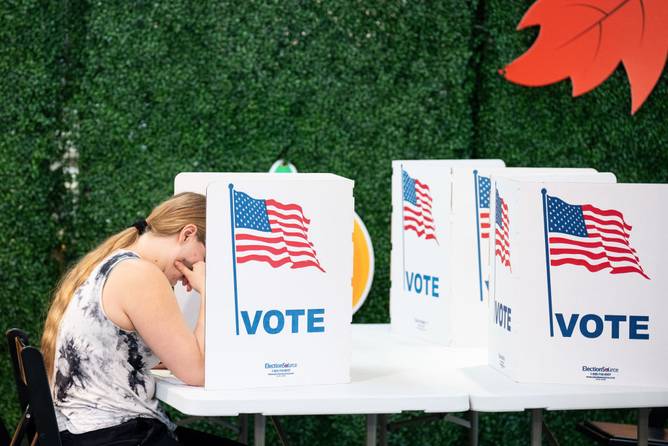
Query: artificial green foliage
1,0,666,444
0,0,68,425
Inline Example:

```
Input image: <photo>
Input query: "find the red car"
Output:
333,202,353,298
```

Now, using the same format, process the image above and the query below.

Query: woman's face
165,225,206,287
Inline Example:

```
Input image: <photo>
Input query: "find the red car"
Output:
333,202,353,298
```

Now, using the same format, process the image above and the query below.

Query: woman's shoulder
101,251,172,328
104,252,166,288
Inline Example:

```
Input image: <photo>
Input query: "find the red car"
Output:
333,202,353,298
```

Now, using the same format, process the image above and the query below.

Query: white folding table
154,324,484,445
155,324,668,445
461,364,668,445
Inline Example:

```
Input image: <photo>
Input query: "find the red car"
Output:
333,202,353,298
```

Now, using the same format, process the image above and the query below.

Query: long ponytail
41,192,206,381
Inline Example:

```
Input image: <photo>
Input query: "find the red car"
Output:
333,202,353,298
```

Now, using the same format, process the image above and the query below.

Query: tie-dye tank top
53,249,175,434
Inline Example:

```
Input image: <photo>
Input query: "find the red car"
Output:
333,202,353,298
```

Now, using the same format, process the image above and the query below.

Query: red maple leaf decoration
500,0,668,114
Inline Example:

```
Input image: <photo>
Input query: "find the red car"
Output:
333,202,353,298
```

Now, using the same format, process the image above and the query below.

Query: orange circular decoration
352,213,374,314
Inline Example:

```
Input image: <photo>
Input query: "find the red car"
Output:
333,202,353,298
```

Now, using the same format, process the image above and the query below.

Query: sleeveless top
53,249,176,434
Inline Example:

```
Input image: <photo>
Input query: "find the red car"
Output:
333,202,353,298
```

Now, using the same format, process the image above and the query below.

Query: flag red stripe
495,250,510,266
404,225,437,237
236,244,317,259
291,260,326,272
266,209,311,226
265,199,309,221
550,248,639,265
416,189,432,202
268,219,308,232
280,229,315,245
549,237,638,259
587,232,636,251
585,225,627,239
582,204,631,228
414,179,430,191
236,233,312,249
237,254,324,271
610,266,649,279
550,258,611,272
403,215,435,230
583,214,631,232
237,255,292,268
551,257,649,279
404,206,434,223
495,248,510,257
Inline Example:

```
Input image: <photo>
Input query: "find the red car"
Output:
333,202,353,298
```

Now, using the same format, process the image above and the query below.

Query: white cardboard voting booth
389,159,504,345
175,173,354,389
488,178,668,387
449,168,614,347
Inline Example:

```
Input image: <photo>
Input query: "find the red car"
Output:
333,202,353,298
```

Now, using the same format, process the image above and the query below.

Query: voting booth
175,173,354,389
389,159,504,345
488,178,668,387
449,168,614,347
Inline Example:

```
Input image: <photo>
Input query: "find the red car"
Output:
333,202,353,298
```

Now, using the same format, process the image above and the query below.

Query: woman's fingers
175,260,204,294
174,260,192,278
176,262,194,292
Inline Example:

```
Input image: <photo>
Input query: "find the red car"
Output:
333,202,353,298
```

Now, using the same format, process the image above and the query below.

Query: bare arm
105,260,205,386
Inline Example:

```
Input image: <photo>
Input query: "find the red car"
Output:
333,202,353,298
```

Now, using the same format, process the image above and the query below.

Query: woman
41,192,241,445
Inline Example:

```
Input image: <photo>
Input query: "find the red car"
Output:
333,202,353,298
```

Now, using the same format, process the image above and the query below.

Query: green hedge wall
0,0,67,421
2,0,666,444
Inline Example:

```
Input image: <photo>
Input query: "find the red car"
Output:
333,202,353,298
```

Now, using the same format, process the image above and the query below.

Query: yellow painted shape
352,214,374,313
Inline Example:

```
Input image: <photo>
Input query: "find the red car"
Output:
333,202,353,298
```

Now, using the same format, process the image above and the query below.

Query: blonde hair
41,192,206,380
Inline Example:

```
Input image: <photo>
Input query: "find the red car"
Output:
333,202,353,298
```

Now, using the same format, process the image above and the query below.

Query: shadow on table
350,365,404,383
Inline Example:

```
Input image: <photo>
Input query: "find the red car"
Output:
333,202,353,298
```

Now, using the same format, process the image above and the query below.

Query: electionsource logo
265,362,298,369
581,365,620,382
265,362,298,378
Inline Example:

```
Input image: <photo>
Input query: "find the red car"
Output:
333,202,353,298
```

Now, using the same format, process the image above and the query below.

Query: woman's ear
179,224,198,243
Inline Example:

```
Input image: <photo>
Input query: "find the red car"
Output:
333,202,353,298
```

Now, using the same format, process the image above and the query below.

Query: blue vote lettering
405,271,440,297
555,313,649,340
240,308,326,335
494,301,512,332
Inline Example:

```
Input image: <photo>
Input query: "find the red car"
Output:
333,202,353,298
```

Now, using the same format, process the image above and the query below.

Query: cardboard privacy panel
449,168,615,347
488,178,668,386
389,159,505,345
175,173,354,389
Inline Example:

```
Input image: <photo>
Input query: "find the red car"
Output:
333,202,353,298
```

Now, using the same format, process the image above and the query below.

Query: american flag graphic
477,175,491,239
402,169,437,241
495,189,510,269
233,190,325,272
546,194,648,279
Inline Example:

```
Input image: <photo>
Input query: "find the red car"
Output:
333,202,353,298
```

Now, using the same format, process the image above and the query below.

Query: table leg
254,414,266,446
378,414,387,446
530,409,542,446
638,408,649,446
469,411,479,446
239,414,248,444
366,414,377,446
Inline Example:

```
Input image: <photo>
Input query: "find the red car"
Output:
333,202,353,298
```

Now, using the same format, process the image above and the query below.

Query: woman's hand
174,260,205,295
